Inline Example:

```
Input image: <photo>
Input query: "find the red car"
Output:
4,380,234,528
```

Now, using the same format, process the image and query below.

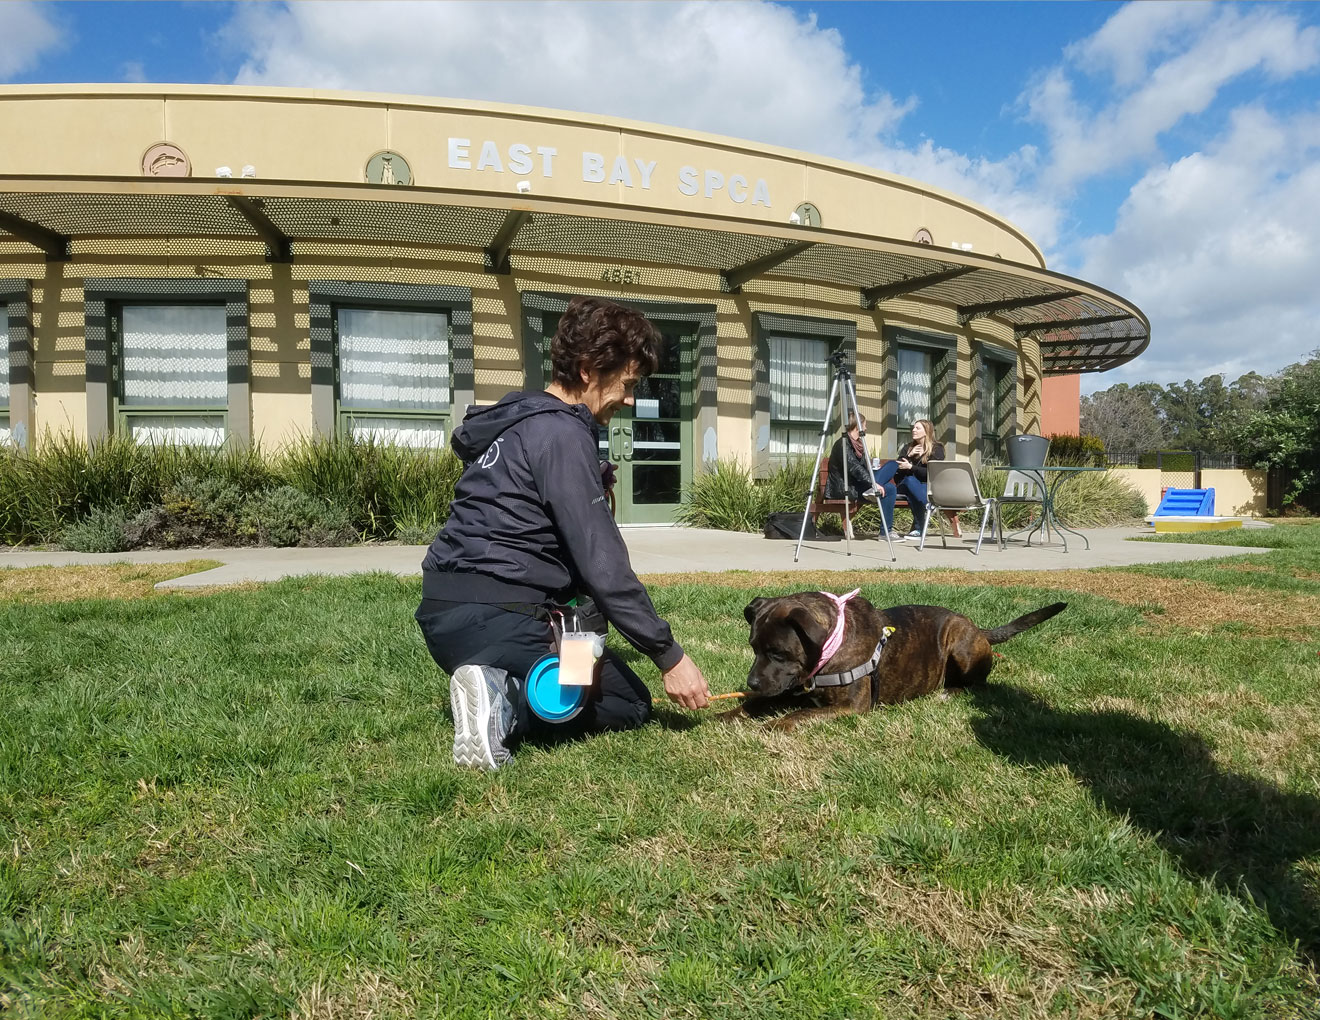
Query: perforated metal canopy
0,176,1149,374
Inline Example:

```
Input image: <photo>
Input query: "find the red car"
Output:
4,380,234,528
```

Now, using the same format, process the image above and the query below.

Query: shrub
58,506,131,553
373,444,463,540
1046,433,1107,466
241,486,355,547
123,475,252,548
1137,450,1196,472
677,458,815,532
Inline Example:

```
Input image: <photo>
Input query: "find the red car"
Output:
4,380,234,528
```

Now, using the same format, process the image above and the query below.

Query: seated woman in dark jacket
826,412,879,503
871,418,960,539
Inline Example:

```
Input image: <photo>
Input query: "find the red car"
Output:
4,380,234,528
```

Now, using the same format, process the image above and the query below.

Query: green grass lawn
3,529,1320,1018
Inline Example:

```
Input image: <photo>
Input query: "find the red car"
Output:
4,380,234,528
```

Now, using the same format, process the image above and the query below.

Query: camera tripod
793,351,897,562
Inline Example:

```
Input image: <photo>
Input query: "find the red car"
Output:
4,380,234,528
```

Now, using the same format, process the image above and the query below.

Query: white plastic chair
919,461,998,555
996,469,1045,543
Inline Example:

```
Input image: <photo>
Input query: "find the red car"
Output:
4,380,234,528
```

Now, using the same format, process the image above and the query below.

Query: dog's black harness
803,626,894,691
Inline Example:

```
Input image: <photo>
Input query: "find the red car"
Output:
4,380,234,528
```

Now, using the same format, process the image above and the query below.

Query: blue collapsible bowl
525,653,586,723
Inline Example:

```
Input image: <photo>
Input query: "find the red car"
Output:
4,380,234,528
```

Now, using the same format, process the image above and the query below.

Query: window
979,351,1016,461
85,279,248,446
112,303,227,445
0,302,9,444
335,305,450,447
769,333,831,462
897,346,933,427
887,327,956,447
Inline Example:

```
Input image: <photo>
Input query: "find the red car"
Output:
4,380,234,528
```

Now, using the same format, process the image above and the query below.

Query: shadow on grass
971,685,1320,959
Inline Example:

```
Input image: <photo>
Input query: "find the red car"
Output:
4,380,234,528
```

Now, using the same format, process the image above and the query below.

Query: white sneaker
907,529,923,539
450,664,515,770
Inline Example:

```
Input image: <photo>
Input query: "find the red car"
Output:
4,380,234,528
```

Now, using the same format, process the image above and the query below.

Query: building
0,84,1148,525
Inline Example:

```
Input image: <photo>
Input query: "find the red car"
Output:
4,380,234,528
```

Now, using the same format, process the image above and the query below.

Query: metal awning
0,176,1148,374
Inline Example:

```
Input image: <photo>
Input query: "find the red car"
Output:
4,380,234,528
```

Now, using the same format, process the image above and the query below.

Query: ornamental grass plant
0,434,462,549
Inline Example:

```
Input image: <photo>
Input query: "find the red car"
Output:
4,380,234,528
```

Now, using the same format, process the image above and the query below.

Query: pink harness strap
808,588,861,678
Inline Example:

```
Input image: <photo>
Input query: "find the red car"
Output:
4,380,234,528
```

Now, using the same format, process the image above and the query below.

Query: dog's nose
747,675,760,691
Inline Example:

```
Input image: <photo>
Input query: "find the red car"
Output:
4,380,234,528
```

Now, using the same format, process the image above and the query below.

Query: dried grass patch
291,971,412,1020
641,568,1320,638
851,870,1135,1018
0,560,224,603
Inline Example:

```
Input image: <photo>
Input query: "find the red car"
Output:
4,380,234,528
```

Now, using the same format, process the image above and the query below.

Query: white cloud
225,0,914,158
1025,4,1320,190
0,1,65,79
1079,103,1320,390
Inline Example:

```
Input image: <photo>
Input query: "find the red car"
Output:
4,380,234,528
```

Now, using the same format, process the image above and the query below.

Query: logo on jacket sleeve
478,439,503,469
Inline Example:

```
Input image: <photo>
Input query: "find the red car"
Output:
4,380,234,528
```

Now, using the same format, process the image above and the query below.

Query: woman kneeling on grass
415,295,710,770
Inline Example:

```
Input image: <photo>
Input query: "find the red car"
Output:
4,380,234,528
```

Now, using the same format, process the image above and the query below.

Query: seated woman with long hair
871,419,961,540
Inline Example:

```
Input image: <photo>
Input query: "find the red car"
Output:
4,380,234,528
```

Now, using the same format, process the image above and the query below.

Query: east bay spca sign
446,137,773,207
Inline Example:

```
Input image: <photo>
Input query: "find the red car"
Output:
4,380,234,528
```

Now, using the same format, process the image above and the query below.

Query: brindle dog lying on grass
721,591,1067,731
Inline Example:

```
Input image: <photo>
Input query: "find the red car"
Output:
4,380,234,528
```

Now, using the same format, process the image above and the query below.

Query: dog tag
558,632,598,686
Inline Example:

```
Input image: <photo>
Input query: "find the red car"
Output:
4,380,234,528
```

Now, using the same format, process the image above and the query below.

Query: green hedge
0,435,461,550
1046,433,1107,466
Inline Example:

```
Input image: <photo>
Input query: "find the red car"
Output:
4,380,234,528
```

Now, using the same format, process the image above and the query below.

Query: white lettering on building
582,151,606,183
508,144,534,176
476,140,504,172
446,139,771,209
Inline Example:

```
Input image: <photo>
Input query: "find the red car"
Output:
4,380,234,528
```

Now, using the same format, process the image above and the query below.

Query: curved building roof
0,84,1148,374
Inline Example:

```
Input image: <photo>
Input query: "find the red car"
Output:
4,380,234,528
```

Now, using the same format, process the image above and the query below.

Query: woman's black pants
415,599,653,740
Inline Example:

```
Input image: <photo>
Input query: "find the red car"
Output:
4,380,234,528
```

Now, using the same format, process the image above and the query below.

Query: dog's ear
744,597,771,625
786,605,829,659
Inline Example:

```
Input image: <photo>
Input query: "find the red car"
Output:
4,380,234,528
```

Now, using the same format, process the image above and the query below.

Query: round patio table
1007,465,1106,552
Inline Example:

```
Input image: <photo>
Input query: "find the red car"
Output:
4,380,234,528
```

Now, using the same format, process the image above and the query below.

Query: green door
541,316,695,525
607,323,694,524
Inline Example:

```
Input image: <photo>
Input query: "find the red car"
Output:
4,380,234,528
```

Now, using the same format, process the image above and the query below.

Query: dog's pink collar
808,588,861,678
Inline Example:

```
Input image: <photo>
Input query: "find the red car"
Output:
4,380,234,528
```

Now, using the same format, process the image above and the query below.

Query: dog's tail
984,602,1067,645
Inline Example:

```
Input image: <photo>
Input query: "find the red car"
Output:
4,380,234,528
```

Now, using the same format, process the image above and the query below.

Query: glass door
607,323,693,524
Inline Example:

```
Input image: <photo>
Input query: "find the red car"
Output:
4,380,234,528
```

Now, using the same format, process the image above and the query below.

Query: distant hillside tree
1080,383,1167,453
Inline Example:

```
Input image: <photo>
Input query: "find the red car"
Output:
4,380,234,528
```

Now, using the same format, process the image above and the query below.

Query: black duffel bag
764,511,817,540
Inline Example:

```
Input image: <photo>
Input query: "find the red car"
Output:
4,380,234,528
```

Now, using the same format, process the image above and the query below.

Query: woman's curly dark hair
549,296,661,391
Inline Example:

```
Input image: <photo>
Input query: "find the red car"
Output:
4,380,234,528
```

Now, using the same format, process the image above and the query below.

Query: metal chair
996,469,1045,544
919,461,998,555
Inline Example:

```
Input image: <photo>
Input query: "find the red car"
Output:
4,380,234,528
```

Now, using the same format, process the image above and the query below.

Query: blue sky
4,1,1320,393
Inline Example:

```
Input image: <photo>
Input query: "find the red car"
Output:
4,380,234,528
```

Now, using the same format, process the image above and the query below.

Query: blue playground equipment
1152,487,1215,516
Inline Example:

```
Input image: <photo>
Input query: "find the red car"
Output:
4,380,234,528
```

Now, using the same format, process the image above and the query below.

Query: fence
1103,450,1238,470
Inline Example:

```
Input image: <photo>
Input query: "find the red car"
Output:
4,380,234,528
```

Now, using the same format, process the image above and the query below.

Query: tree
1080,383,1167,454
1216,351,1320,510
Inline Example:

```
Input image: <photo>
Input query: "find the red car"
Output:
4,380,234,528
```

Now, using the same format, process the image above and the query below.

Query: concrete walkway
0,524,1270,589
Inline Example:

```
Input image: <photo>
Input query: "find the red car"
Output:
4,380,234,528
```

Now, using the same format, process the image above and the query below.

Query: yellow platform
1153,517,1244,533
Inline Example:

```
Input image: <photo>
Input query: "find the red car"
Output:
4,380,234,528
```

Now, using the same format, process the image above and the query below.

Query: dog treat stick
707,691,748,702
